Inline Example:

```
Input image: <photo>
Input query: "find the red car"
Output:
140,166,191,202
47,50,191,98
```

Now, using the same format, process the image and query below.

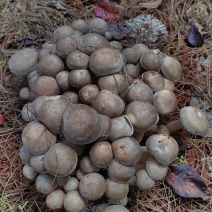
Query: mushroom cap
125,81,153,103
55,36,78,58
19,145,32,164
110,41,123,51
89,141,113,168
27,70,40,89
111,137,141,166
38,48,50,60
79,173,106,201
30,154,47,173
105,178,129,200
19,87,30,101
21,102,36,122
142,71,165,91
55,71,71,92
63,91,80,104
66,50,89,70
123,64,140,78
70,30,83,42
180,106,209,136
23,164,39,181
79,84,99,105
35,173,57,195
107,196,128,207
46,189,65,210
122,48,140,64
103,205,129,212
32,95,70,134
92,90,125,118
109,115,134,141
163,78,175,92
9,48,38,76
64,191,86,212
78,33,109,55
108,159,135,183
53,26,75,41
31,76,60,96
62,104,102,145
124,101,158,132
56,176,68,187
146,134,179,165
89,18,108,34
68,69,92,88
22,121,57,154
136,169,155,190
89,47,123,75
140,52,162,71
44,143,78,177
76,169,86,181
146,157,168,181
79,156,100,174
42,41,54,51
131,43,150,58
97,73,129,97
72,19,89,34
38,54,64,77
161,56,182,82
64,177,79,193
153,90,177,115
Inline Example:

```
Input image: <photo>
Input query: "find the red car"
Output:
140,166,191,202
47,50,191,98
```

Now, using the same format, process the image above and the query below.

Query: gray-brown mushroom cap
124,101,158,132
161,56,182,82
79,173,106,201
72,19,89,34
53,26,75,41
22,121,57,155
103,205,129,212
89,47,123,75
146,157,168,180
46,190,65,210
78,33,109,55
9,48,38,76
62,104,102,145
146,134,179,165
79,156,100,174
180,106,209,136
136,169,155,190
153,90,177,115
89,18,108,34
32,95,70,134
44,143,78,177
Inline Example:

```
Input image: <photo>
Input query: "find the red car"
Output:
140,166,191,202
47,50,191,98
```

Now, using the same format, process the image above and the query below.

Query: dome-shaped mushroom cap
89,18,108,34
131,43,150,58
78,33,109,55
62,104,102,145
124,101,158,132
35,173,57,195
161,56,182,82
9,48,38,76
146,157,168,181
32,95,70,134
44,143,78,177
72,19,89,34
23,164,39,181
79,173,106,201
180,106,209,136
53,26,75,41
146,134,179,165
64,190,86,212
46,190,65,210
103,205,129,212
136,169,155,190
153,90,177,115
89,47,123,75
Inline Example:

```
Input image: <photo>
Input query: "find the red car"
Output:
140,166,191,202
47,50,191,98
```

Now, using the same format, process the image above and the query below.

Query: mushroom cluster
10,17,209,211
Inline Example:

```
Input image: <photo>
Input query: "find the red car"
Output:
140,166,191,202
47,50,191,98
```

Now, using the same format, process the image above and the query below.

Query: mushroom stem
165,119,183,134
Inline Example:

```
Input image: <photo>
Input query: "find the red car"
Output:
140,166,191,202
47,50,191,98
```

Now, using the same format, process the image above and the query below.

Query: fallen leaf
187,22,204,47
0,114,5,125
165,165,210,200
94,0,120,20
107,24,131,40
139,0,162,9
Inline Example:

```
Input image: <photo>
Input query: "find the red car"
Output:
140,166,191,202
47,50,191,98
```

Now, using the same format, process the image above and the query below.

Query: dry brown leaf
139,0,162,9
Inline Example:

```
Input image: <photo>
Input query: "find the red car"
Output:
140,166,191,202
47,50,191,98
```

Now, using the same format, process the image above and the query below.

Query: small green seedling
53,15,62,23
0,195,8,212
7,38,14,44
176,155,188,164
18,201,28,212
127,197,132,204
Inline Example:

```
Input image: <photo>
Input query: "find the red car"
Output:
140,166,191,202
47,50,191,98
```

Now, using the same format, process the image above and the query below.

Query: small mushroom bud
23,164,39,181
136,169,155,190
46,190,65,210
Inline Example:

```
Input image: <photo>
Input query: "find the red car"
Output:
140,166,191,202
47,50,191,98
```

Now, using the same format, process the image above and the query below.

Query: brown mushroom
46,190,65,210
